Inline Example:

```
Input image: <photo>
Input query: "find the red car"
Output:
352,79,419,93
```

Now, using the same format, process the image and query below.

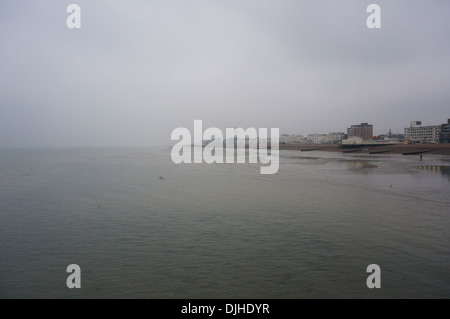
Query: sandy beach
280,143,450,156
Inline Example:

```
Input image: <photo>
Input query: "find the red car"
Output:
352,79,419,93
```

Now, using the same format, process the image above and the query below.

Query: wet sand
280,143,450,156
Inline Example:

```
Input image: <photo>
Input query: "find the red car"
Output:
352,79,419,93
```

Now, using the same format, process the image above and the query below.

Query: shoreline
280,143,450,156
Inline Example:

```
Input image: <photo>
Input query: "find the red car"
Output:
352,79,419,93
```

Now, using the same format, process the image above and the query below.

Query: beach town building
303,132,346,144
306,134,327,144
326,132,346,144
440,119,450,143
342,136,364,145
404,121,441,143
347,123,373,140
280,134,306,144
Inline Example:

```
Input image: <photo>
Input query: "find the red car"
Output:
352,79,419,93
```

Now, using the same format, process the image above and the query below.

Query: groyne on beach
280,143,450,156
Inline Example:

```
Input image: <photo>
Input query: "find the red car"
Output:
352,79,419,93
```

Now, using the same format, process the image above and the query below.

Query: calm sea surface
0,148,449,298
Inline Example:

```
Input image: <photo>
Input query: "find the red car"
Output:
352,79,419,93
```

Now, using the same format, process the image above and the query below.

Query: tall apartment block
346,123,373,140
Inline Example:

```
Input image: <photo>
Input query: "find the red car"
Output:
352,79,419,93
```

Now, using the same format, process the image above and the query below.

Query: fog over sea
0,148,449,298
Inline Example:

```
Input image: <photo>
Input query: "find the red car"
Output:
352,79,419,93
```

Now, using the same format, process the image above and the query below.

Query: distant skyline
1,0,449,147
284,119,448,137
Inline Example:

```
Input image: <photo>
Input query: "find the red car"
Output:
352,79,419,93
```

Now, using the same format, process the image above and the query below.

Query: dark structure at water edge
280,143,450,156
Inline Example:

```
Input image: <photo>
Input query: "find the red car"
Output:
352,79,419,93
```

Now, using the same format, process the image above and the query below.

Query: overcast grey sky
0,0,449,147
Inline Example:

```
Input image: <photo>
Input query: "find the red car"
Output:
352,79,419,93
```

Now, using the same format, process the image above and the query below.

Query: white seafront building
404,121,441,143
280,134,307,144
